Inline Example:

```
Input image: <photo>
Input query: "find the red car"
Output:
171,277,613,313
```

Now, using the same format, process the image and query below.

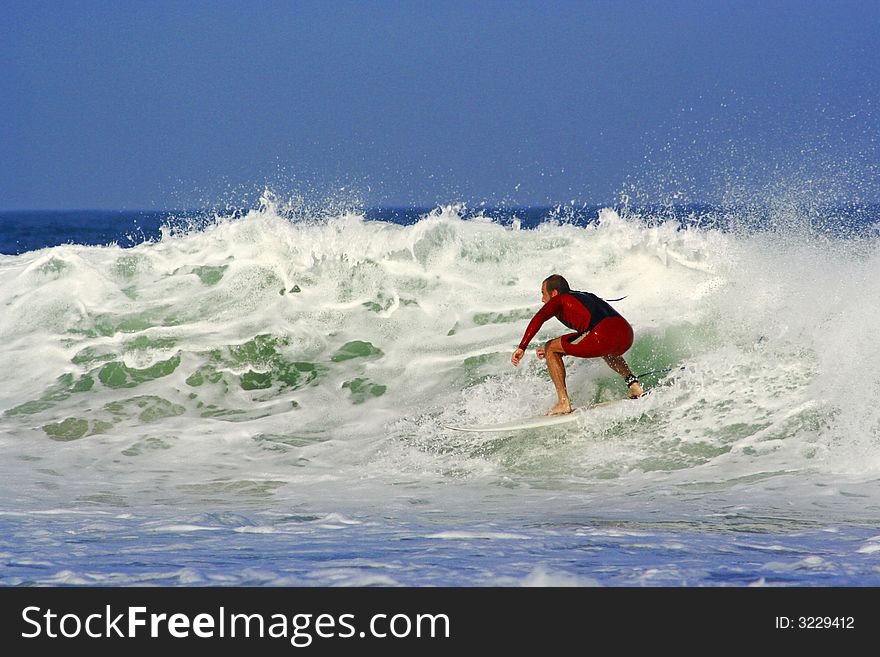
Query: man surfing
511,274,644,415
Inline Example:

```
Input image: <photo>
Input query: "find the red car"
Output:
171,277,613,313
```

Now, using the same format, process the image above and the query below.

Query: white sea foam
0,201,878,532
425,531,530,540
856,537,880,554
518,565,600,587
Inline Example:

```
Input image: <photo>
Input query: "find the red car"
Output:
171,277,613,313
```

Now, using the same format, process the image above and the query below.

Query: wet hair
543,274,571,295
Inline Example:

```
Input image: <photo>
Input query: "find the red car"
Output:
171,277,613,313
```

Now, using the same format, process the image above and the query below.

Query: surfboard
443,398,627,433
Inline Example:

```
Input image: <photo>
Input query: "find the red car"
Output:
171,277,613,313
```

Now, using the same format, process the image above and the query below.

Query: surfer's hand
536,347,546,360
511,348,524,366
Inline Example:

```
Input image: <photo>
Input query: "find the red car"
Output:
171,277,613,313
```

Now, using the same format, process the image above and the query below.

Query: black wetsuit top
518,291,621,350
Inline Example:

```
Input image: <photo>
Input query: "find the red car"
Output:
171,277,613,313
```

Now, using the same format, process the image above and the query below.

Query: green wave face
1,206,875,508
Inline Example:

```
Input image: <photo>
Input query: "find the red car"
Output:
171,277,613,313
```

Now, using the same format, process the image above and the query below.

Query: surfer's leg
544,338,573,415
602,355,645,398
569,318,643,399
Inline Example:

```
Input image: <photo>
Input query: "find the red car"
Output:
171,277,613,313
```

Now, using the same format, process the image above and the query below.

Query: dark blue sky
1,0,878,210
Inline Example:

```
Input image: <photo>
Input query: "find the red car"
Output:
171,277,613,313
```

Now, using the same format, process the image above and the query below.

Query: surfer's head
542,274,570,302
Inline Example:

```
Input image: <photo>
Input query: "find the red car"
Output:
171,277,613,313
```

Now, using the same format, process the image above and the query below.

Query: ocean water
1,195,880,586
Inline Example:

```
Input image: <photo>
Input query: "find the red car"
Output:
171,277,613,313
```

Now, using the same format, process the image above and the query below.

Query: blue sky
1,0,878,209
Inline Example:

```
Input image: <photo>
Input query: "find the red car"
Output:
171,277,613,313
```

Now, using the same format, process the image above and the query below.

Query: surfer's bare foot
628,381,645,399
546,401,573,415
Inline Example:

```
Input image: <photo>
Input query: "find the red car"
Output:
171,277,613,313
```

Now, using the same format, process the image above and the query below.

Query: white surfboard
443,399,627,433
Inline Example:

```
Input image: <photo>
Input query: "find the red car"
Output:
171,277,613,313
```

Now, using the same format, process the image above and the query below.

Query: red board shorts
560,316,633,358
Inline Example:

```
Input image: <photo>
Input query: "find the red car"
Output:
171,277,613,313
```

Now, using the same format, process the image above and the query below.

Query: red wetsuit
517,291,633,358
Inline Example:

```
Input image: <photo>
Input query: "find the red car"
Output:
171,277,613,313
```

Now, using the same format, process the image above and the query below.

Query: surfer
511,274,644,415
